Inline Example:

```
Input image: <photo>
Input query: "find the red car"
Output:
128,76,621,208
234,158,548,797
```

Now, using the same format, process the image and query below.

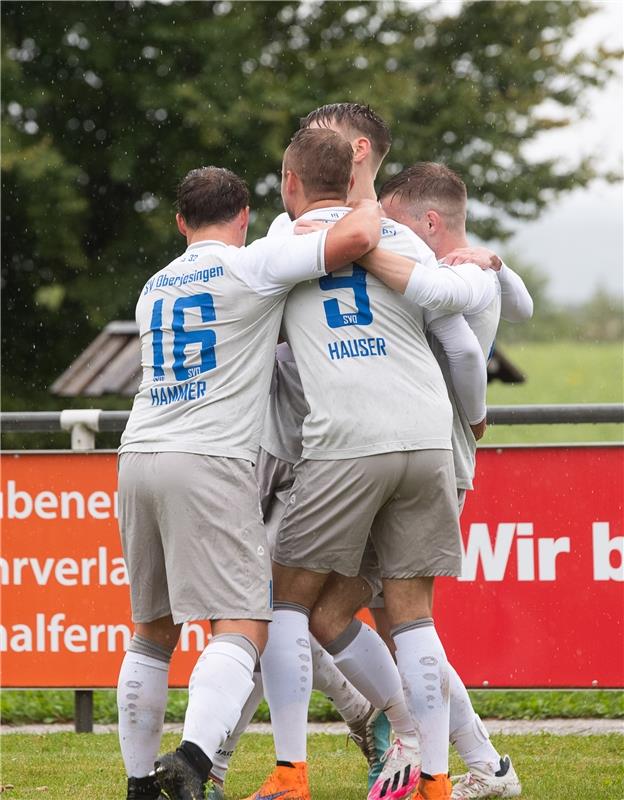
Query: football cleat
413,772,452,800
368,738,420,800
347,707,392,790
242,762,311,800
153,751,206,800
126,775,164,799
450,755,521,798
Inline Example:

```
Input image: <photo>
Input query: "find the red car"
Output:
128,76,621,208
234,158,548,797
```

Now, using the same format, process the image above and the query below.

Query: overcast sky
502,0,623,305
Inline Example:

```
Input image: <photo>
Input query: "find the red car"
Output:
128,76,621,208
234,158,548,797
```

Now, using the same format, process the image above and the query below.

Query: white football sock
448,663,500,770
310,634,370,726
117,649,170,778
327,620,418,746
182,635,256,761
260,606,312,763
210,669,264,782
394,620,450,776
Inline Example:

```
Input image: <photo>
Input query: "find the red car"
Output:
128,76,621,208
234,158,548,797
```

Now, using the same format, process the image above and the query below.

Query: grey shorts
118,452,272,624
255,447,295,555
273,449,462,581
368,487,468,608
358,537,384,600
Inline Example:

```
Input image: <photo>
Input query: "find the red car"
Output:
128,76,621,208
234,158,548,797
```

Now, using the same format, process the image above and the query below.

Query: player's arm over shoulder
356,217,437,291
359,248,476,314
379,218,439,267
497,262,534,322
441,246,533,322
323,200,382,270
445,262,498,315
236,202,382,295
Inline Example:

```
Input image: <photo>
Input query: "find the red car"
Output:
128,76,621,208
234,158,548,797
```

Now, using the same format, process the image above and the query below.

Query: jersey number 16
150,293,217,381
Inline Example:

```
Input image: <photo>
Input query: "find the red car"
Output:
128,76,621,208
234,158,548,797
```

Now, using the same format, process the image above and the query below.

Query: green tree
1,0,619,407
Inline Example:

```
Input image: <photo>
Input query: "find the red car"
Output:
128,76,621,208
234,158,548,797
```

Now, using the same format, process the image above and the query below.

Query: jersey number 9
320,264,372,328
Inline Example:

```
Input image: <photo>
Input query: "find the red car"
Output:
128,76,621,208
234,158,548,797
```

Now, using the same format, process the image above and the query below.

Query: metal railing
2,404,624,435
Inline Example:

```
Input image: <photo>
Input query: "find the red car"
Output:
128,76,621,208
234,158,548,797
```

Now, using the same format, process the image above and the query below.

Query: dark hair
300,102,391,162
284,128,354,202
379,162,467,227
176,166,250,228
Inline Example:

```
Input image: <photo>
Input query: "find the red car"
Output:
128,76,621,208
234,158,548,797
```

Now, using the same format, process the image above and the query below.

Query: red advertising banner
1,446,622,688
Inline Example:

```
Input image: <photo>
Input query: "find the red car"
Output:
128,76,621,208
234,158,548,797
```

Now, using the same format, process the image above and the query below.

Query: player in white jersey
314,167,530,800
115,163,384,800
254,104,532,800
205,133,492,800
248,125,496,800
375,163,528,799
205,340,390,800
264,201,530,800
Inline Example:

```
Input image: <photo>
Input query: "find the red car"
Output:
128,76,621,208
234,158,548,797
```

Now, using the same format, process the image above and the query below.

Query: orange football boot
412,772,452,800
243,762,311,800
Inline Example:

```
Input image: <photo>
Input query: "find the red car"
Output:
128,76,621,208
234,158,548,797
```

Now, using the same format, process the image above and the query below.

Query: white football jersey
428,275,501,489
266,211,293,238
279,207,453,459
261,342,307,464
260,215,308,464
119,231,327,461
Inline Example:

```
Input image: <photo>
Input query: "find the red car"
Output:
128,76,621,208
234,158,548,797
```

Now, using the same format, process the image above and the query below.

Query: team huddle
116,103,533,800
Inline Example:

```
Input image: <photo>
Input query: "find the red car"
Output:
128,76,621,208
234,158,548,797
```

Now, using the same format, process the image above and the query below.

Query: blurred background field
484,341,624,444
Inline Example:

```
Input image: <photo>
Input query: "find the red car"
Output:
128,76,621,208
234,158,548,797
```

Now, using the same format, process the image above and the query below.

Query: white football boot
451,755,521,798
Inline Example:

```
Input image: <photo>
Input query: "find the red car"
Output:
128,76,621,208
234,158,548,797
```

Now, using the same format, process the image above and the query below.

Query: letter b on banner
593,522,624,581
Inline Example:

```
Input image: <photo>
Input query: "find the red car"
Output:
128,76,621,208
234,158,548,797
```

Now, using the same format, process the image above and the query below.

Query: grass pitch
484,341,623,444
1,731,623,800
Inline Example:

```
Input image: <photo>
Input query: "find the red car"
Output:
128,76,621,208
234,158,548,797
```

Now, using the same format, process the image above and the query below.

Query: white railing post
59,409,103,731
59,409,102,451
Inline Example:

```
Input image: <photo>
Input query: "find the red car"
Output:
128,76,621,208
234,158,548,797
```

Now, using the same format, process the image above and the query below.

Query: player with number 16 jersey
115,163,382,800
120,223,328,461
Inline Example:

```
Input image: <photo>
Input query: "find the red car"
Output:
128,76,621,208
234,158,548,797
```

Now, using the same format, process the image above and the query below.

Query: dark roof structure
51,320,525,398
51,321,142,397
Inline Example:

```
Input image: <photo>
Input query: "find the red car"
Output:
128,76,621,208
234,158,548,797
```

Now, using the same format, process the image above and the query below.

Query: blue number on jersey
320,264,372,328
150,299,165,380
150,292,217,381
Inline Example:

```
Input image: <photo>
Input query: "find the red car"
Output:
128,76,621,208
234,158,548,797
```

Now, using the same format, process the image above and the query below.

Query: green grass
1,732,623,800
1,689,622,726
484,341,624,444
